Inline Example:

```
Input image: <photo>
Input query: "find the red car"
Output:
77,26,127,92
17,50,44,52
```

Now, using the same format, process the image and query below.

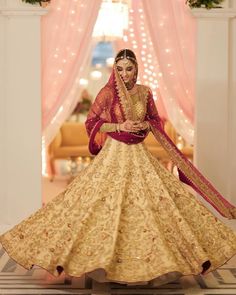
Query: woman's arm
85,86,113,136
100,122,119,132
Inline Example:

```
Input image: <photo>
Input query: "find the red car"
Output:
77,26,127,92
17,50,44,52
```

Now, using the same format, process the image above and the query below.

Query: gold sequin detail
0,134,236,284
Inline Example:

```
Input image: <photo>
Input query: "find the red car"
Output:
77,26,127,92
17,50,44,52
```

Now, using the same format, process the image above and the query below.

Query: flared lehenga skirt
0,136,236,286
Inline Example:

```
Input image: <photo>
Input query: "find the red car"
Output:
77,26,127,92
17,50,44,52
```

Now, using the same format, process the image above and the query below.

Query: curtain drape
41,0,102,146
41,0,196,174
114,0,168,120
142,0,196,144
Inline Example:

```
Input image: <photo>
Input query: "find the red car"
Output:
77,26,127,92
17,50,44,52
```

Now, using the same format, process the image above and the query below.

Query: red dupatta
85,64,236,219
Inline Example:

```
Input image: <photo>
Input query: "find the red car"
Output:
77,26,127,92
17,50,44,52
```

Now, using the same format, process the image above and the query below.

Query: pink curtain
142,0,196,144
115,0,168,120
41,0,102,147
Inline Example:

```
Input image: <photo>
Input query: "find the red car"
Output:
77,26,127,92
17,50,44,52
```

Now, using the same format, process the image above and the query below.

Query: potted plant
22,0,51,7
186,0,224,9
69,90,93,123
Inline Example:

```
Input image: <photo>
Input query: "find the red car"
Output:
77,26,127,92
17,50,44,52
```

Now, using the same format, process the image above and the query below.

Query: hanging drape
142,0,196,144
41,0,102,146
41,0,196,171
114,0,168,120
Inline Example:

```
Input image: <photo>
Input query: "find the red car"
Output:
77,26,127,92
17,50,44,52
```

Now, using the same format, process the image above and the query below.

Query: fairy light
124,3,160,99
79,78,88,86
106,57,115,67
124,1,192,143
90,70,102,80
93,0,129,40
42,1,91,176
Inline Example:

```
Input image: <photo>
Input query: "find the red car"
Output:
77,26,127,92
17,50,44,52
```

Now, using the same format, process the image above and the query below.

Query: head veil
85,49,236,219
85,49,149,154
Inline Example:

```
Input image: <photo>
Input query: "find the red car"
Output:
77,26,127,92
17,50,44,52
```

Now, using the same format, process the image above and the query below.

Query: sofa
48,121,193,180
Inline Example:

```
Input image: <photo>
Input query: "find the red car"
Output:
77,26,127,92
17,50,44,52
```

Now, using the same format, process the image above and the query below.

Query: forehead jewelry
115,49,137,63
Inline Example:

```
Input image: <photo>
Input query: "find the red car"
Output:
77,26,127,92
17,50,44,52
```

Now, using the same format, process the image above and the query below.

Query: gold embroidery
114,67,133,120
0,137,236,284
151,126,235,219
100,123,117,133
129,85,149,122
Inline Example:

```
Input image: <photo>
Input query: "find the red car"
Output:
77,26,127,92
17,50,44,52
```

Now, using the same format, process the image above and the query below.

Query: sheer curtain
114,0,168,119
41,0,102,146
142,0,196,144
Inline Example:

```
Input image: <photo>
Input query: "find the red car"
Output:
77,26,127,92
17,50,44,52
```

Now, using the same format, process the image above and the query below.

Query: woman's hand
136,121,150,131
119,120,149,132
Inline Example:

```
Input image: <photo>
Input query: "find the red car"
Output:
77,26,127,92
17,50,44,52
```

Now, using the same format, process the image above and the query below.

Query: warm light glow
106,57,115,67
93,0,129,40
79,78,88,86
90,70,102,80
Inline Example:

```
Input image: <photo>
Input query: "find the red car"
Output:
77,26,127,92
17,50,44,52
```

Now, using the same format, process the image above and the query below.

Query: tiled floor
0,245,236,295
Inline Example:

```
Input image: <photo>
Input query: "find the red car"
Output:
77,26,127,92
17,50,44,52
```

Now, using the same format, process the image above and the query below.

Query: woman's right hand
119,119,141,132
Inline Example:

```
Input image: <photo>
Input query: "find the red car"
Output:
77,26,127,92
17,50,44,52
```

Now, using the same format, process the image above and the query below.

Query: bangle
117,123,120,133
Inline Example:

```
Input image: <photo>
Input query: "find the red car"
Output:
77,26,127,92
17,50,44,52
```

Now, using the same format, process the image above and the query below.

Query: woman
0,49,236,286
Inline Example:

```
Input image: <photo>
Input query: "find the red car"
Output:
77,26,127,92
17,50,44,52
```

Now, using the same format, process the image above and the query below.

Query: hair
115,49,137,65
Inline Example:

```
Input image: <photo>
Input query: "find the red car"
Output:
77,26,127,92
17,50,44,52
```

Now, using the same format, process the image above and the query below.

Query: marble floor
0,244,236,295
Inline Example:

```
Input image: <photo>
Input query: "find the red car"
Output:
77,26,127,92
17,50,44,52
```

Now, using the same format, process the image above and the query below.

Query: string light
90,70,102,80
79,78,88,86
121,3,159,100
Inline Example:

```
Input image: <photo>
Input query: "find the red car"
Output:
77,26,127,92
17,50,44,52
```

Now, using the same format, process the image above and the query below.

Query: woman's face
116,58,136,84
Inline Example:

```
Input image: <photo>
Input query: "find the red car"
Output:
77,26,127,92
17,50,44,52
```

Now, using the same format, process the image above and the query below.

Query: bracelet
116,123,120,133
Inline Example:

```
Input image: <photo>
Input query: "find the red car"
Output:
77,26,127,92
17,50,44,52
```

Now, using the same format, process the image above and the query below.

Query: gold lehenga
0,134,236,285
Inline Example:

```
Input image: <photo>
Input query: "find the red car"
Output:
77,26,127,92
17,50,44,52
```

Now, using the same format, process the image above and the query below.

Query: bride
0,48,236,286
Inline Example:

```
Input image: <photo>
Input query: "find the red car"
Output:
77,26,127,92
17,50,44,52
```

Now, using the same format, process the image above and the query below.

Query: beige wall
192,3,236,226
0,0,47,233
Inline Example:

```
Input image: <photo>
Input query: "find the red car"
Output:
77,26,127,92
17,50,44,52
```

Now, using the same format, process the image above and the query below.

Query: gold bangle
117,123,120,133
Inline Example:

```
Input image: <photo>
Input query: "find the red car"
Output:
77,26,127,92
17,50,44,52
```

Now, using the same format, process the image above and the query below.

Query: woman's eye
117,68,123,71
127,67,133,71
